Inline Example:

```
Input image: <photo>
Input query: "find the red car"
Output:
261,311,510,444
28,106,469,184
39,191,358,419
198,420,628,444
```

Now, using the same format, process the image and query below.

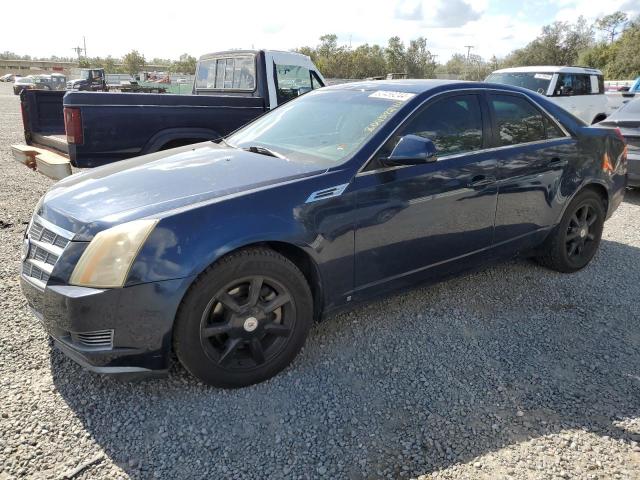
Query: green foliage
296,34,436,79
503,17,594,67
595,11,628,43
122,50,146,75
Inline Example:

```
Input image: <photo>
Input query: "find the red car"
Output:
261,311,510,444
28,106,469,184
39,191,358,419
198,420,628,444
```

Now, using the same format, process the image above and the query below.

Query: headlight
69,219,158,288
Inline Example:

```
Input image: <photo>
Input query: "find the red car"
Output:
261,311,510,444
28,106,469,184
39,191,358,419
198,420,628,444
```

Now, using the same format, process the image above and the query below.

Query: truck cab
193,50,324,109
66,68,107,91
13,49,325,179
486,66,608,125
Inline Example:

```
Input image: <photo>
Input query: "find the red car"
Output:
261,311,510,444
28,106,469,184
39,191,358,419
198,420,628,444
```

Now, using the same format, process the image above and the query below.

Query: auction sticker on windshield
369,91,416,101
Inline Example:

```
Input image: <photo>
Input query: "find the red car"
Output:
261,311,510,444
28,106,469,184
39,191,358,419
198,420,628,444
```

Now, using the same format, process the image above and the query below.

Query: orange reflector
602,151,614,173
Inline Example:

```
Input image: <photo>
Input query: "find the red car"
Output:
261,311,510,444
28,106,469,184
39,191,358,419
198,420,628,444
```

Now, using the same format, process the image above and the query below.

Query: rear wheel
174,248,313,387
536,190,605,272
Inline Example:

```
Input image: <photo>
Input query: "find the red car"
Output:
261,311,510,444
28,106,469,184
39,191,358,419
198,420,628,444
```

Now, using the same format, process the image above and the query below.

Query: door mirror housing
384,134,438,166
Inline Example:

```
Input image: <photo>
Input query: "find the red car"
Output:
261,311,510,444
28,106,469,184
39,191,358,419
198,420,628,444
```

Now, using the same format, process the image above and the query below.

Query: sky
1,0,639,63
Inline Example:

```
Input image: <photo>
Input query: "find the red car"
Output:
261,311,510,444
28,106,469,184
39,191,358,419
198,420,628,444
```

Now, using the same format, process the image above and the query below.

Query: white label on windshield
369,90,415,101
534,73,553,80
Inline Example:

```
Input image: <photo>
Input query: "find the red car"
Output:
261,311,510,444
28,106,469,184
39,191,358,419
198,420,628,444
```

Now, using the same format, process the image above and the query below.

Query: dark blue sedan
21,80,628,387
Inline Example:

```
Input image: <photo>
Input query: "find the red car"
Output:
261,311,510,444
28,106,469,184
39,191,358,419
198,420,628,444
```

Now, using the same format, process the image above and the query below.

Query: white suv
486,66,608,125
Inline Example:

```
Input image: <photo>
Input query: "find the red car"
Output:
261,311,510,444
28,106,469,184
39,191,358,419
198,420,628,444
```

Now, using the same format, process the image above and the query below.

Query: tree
596,11,628,43
406,37,436,78
385,36,406,73
172,53,197,74
122,50,146,75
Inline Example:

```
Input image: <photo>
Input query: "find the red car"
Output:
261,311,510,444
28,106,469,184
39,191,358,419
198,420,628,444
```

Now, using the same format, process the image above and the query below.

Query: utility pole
83,36,87,58
464,45,474,80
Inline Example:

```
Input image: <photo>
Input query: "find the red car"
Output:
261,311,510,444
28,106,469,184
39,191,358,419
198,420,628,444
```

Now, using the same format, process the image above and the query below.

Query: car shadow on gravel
49,238,640,479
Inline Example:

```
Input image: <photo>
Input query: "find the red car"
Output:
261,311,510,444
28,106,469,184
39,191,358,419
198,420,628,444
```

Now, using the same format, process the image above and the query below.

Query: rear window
486,72,551,95
196,55,256,91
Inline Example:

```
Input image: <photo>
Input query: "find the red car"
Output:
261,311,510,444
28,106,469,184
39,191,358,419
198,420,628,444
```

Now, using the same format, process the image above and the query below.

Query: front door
352,93,498,297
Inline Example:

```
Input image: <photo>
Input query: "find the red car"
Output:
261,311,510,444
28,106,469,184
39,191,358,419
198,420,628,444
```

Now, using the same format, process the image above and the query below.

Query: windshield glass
486,72,552,94
16,77,33,84
227,88,413,167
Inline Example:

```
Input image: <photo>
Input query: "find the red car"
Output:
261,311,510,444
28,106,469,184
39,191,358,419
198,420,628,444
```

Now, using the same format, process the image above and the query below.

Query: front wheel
536,190,605,272
174,248,313,387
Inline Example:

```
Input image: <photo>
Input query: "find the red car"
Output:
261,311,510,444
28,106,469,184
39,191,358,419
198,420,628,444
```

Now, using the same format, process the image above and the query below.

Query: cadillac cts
20,80,627,387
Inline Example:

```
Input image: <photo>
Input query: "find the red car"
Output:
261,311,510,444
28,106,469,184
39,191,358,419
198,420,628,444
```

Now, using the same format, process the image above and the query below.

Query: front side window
274,64,313,104
378,95,484,161
490,94,559,145
195,55,256,90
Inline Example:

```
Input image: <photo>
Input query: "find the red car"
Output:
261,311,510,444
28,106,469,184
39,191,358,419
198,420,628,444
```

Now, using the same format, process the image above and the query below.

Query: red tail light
64,107,83,145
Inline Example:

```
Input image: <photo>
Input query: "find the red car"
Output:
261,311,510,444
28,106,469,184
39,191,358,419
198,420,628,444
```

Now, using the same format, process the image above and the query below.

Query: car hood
40,142,326,235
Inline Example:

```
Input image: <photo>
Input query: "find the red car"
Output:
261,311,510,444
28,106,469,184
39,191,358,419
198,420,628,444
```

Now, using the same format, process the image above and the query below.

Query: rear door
352,92,498,297
488,92,576,251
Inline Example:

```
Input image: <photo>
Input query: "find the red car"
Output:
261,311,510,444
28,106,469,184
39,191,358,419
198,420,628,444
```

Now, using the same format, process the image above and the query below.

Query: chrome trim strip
356,87,571,176
32,214,74,240
25,258,54,275
305,183,349,203
29,238,64,258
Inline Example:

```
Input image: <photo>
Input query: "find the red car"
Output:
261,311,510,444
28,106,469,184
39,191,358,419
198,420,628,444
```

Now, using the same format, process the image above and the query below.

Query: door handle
468,175,496,188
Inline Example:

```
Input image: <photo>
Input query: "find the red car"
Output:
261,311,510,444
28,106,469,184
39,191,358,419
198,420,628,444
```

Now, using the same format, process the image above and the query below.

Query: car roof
199,49,311,60
491,66,602,75
324,79,537,96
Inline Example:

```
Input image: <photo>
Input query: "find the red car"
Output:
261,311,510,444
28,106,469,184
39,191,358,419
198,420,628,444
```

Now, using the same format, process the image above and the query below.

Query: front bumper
21,274,195,376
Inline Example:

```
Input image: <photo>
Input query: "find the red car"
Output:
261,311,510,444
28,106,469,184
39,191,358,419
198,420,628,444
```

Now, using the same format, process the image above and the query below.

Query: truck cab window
196,56,256,91
274,64,312,105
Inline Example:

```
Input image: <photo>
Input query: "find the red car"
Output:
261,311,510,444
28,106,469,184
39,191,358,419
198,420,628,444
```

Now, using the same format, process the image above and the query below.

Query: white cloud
0,0,636,64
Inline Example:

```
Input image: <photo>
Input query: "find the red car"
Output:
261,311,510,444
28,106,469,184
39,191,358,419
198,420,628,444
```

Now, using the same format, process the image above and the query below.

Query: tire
174,247,313,387
536,190,605,273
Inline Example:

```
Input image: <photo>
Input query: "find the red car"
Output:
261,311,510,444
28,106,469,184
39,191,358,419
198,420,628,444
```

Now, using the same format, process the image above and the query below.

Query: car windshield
486,72,552,94
16,77,33,84
226,88,413,166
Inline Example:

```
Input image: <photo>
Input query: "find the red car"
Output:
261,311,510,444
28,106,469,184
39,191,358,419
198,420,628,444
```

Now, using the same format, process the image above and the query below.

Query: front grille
22,215,74,289
70,330,114,350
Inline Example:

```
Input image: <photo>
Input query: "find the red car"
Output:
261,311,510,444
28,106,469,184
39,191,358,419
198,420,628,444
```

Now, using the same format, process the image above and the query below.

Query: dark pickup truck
13,50,325,179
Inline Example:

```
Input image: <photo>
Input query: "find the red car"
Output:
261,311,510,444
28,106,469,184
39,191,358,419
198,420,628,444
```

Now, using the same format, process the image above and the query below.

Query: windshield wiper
243,145,287,159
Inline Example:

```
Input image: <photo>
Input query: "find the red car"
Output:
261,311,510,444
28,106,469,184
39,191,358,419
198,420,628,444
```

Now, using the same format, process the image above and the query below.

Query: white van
486,66,608,125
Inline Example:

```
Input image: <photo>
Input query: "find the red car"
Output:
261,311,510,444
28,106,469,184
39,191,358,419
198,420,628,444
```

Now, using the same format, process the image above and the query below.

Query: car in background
605,76,640,115
31,74,67,91
66,68,108,91
20,80,627,388
1,73,16,82
13,76,35,95
486,66,609,125
599,98,640,187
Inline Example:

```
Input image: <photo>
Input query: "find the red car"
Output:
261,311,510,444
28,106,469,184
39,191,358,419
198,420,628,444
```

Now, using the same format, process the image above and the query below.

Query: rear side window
490,94,564,145
554,73,592,96
196,55,256,90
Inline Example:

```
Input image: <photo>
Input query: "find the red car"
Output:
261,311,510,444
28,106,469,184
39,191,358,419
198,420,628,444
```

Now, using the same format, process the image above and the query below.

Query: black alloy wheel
174,248,313,387
200,276,295,370
536,189,605,273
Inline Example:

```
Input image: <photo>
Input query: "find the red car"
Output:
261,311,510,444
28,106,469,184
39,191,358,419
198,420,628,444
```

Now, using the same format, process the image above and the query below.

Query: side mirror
384,134,438,166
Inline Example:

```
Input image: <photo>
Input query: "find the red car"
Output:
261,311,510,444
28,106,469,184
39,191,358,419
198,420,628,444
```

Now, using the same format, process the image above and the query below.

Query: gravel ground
0,80,639,480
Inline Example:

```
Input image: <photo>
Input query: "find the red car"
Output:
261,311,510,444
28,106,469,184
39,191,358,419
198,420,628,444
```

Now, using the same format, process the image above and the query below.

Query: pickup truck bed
16,89,267,174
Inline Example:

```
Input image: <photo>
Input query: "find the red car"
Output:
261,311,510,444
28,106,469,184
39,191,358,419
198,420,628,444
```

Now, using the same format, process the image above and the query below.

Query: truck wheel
536,190,605,273
174,248,313,387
